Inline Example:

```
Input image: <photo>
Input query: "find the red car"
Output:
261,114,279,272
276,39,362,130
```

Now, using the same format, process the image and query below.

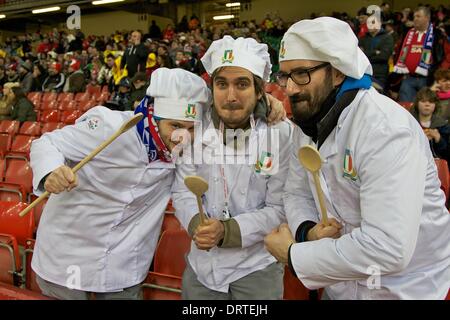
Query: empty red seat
265,82,279,94
60,110,82,125
75,92,90,102
0,182,26,202
161,213,182,235
0,158,5,180
57,92,74,103
142,272,182,300
282,96,292,118
0,120,20,135
435,158,449,201
283,265,311,300
0,201,35,246
42,92,58,103
58,100,77,111
0,133,13,158
32,197,47,230
399,102,413,111
0,283,50,300
79,100,97,112
27,92,42,102
19,121,41,136
40,100,58,110
271,88,287,101
24,239,41,293
4,159,33,194
153,229,191,277
40,110,60,123
41,122,65,135
0,233,20,285
6,135,37,160
86,84,102,96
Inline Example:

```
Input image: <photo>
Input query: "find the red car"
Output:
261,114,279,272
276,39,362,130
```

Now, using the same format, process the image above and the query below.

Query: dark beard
290,80,334,122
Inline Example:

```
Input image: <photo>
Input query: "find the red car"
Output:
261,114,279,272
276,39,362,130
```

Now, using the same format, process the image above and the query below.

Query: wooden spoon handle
196,195,206,224
312,172,328,226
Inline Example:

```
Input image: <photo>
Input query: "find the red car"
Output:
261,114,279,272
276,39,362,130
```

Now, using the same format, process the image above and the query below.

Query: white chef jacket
30,106,175,293
172,109,292,292
285,88,450,299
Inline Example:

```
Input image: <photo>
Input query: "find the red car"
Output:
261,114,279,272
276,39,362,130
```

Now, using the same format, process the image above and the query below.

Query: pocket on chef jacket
245,172,268,209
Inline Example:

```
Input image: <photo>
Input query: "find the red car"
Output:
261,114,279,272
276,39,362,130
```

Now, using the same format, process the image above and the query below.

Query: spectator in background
120,30,148,78
19,60,34,94
411,87,450,162
63,59,85,93
106,77,132,111
0,82,19,121
0,67,6,89
163,24,175,42
359,20,394,89
31,63,48,92
394,7,445,102
356,7,369,39
130,72,147,105
145,52,158,77
42,62,65,92
8,86,37,123
6,63,19,83
149,20,162,40
98,53,115,91
432,68,450,120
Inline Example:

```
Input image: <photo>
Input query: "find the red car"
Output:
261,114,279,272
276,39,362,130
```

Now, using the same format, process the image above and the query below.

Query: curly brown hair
412,87,441,115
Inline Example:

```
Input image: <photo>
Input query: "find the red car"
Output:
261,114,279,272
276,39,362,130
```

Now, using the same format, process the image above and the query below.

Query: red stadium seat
265,82,279,94
161,213,182,235
27,92,42,102
78,100,97,112
40,110,60,123
142,272,182,300
282,96,292,118
75,92,90,102
4,159,33,195
86,84,102,96
24,239,41,293
58,100,77,111
0,233,20,285
19,121,41,136
0,283,50,300
40,100,58,110
32,197,47,230
435,158,449,201
283,265,310,300
60,110,82,125
41,122,65,135
0,182,26,202
0,201,34,246
153,229,191,277
0,120,20,135
399,102,413,111
271,87,287,101
41,92,58,103
6,135,37,160
0,158,5,180
0,133,13,158
57,92,74,103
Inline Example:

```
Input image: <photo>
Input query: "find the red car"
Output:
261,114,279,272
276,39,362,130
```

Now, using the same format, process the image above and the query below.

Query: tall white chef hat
279,17,373,79
201,35,272,81
146,67,211,122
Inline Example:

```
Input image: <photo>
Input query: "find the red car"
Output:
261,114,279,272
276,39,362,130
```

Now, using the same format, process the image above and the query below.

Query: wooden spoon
184,175,209,224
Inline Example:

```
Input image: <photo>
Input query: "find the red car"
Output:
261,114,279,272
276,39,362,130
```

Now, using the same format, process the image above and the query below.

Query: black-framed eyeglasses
275,62,330,87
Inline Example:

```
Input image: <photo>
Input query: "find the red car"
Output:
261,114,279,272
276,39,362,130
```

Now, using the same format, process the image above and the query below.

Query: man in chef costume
264,17,450,299
172,36,293,299
30,68,211,299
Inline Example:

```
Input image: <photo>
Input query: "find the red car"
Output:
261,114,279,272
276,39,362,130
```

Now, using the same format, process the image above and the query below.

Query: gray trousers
182,262,284,300
36,275,143,300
